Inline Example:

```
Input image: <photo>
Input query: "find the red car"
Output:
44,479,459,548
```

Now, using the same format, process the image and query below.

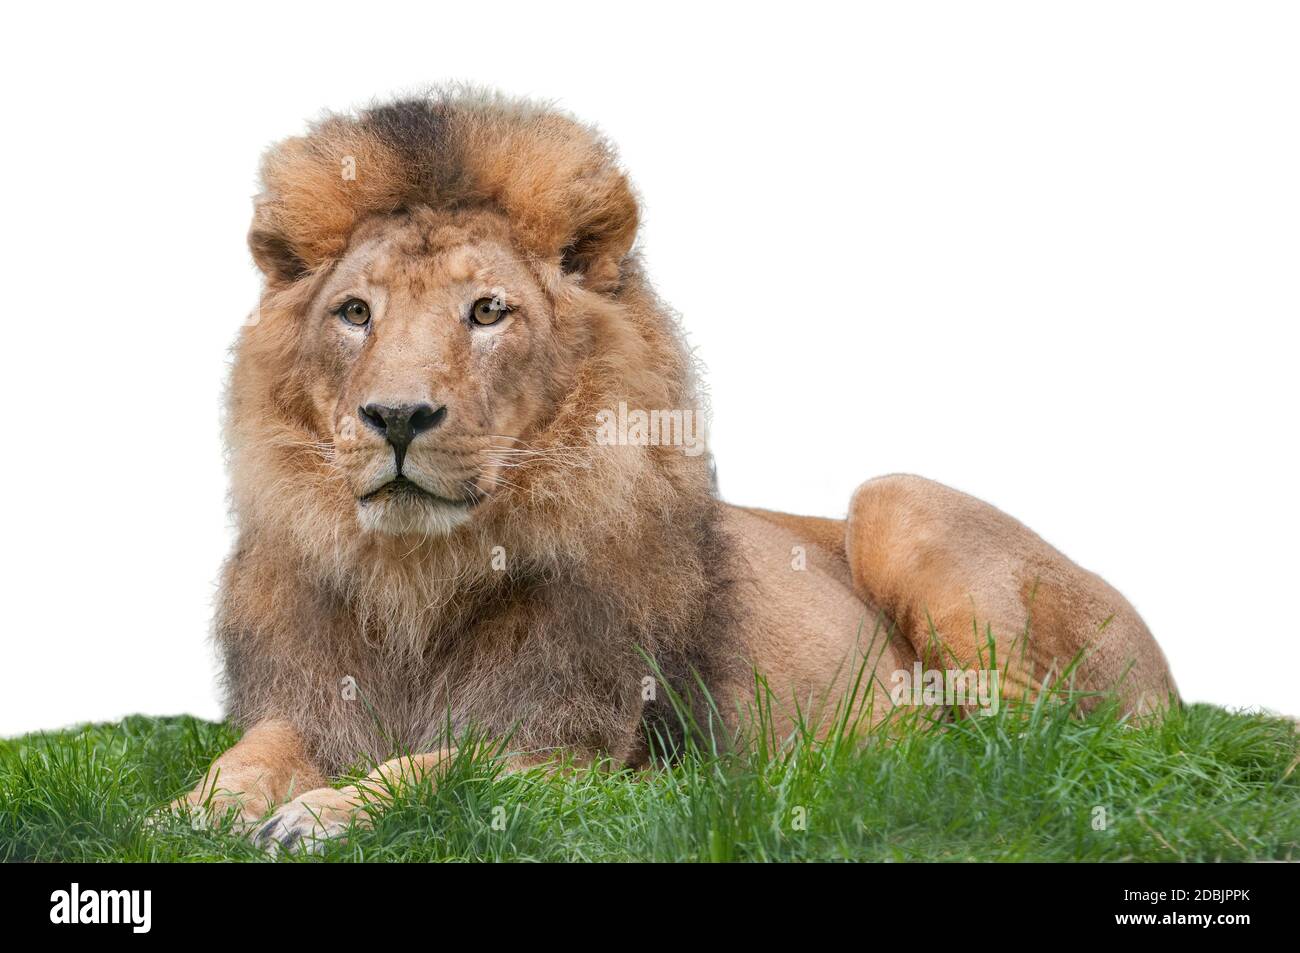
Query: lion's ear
248,201,308,284
470,105,640,295
555,169,640,294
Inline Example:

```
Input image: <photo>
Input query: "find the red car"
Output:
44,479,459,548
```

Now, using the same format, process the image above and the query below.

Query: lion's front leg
168,719,325,831
252,747,580,854
846,475,1177,715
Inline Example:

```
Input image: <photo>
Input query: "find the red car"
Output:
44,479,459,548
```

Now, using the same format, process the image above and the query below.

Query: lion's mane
217,89,742,771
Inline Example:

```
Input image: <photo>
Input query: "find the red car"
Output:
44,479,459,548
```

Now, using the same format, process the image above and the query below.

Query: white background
2,1,1296,736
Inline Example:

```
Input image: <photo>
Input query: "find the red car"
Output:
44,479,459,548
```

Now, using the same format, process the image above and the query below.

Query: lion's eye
338,298,371,326
471,296,509,327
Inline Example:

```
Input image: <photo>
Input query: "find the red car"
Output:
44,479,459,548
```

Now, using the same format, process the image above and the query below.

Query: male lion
176,90,1176,851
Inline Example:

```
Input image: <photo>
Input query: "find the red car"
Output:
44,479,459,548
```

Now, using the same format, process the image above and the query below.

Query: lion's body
178,90,1176,848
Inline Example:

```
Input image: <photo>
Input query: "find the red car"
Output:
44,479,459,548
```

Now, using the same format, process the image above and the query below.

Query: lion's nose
358,402,447,468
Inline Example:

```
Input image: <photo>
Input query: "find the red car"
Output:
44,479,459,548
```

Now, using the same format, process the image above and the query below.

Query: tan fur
172,720,323,828
720,505,917,740
174,89,1178,850
845,475,1176,714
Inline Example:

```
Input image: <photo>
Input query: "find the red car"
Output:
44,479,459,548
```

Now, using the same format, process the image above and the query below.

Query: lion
173,89,1177,851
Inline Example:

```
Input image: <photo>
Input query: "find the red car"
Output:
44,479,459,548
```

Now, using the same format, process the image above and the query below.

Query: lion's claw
252,787,357,855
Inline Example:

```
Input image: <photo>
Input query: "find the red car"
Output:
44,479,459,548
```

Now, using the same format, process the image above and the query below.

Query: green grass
1,700,1296,862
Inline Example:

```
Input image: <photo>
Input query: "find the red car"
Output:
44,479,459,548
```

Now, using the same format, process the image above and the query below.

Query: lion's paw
253,787,360,856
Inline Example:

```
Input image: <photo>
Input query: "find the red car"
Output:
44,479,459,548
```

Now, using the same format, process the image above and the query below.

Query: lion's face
300,207,567,537
232,93,677,567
